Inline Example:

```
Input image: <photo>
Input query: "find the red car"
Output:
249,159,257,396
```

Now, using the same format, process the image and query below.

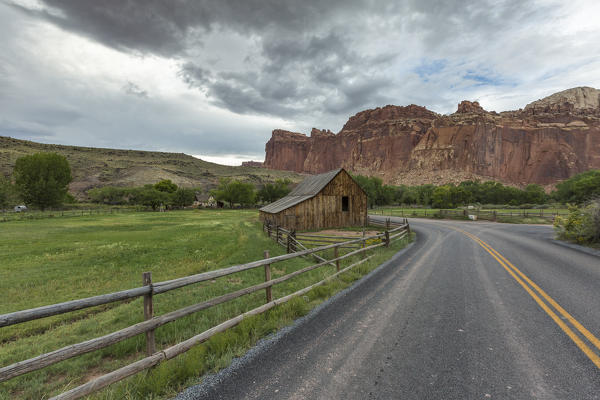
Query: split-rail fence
372,208,559,221
0,220,410,399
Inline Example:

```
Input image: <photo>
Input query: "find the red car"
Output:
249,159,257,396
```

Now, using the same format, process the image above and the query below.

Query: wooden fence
263,217,409,251
371,208,558,221
0,222,410,399
1,208,132,223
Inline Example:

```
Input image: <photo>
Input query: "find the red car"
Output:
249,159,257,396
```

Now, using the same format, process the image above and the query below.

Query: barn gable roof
260,168,344,214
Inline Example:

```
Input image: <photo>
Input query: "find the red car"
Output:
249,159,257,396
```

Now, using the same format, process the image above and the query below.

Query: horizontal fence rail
0,208,134,223
370,207,559,221
1,220,410,399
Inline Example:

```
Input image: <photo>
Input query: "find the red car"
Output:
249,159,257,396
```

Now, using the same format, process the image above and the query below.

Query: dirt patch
316,229,379,237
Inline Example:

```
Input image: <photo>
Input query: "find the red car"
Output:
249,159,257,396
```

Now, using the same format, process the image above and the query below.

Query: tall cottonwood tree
14,153,72,210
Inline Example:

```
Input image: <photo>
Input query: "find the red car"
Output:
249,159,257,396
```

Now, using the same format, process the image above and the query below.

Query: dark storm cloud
12,0,365,56
180,29,397,117
10,0,541,122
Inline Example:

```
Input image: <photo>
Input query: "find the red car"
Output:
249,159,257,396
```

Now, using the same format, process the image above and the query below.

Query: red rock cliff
263,87,600,186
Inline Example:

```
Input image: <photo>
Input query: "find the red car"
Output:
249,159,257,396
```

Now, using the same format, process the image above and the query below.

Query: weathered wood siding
259,170,367,231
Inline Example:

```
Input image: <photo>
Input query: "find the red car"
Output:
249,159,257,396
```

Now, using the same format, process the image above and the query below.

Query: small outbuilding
194,192,216,208
259,168,367,231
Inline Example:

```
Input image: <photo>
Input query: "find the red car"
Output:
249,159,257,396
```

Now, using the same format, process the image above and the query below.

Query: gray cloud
2,0,600,160
123,81,149,98
12,0,546,119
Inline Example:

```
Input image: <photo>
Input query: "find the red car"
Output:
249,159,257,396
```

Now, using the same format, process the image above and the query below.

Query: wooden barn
259,168,367,231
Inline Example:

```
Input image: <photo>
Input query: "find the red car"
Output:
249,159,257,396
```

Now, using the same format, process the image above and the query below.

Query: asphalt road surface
179,218,600,400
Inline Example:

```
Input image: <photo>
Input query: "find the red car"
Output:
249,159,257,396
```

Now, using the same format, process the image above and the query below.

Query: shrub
554,199,600,244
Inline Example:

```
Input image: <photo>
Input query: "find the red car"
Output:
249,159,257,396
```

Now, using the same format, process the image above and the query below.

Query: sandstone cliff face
263,87,600,186
263,129,311,173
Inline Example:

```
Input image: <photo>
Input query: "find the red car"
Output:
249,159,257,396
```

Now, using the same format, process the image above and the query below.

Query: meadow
0,209,410,399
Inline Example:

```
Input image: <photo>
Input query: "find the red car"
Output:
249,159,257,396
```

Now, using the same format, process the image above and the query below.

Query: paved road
179,218,600,400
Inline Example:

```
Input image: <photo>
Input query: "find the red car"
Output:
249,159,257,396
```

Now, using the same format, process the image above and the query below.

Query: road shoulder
173,241,416,400
550,239,600,258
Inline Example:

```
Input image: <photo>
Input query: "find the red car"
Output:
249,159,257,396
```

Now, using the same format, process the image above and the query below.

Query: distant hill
0,136,302,199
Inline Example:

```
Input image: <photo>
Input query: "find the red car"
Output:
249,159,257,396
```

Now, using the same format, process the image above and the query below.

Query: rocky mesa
263,87,600,187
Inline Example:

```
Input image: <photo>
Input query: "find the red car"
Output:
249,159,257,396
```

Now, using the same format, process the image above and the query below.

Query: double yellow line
454,227,600,369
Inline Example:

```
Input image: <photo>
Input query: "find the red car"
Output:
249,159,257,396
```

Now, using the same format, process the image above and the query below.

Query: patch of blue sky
413,59,447,81
463,70,517,88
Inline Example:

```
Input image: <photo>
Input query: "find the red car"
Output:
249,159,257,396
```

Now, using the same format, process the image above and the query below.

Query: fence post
276,226,281,244
291,231,296,251
286,233,291,253
334,246,340,272
264,250,272,303
385,230,390,247
142,272,156,356
386,218,390,230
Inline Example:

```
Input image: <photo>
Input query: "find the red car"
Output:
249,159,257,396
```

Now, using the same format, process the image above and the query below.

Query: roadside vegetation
0,209,411,399
353,171,599,224
554,199,600,247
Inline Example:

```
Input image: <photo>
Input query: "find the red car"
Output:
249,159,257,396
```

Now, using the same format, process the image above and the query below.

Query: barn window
342,196,349,212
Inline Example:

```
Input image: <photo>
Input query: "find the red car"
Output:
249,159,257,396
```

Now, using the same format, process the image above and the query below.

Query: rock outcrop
263,87,600,187
241,161,263,168
456,100,487,114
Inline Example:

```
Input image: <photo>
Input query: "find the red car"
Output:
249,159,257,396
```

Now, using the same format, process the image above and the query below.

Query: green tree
449,185,469,207
172,188,196,208
154,179,178,193
230,180,256,207
212,178,256,208
458,180,480,204
353,175,394,208
400,186,419,205
432,185,454,208
132,185,169,210
88,186,130,205
553,170,600,204
14,153,72,210
523,184,547,204
0,175,13,209
258,179,292,203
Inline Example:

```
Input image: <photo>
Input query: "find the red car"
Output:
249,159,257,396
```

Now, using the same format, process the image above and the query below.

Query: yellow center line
468,231,600,352
452,226,600,369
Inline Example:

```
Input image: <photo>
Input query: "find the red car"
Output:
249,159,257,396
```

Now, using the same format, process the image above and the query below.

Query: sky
1,1,600,165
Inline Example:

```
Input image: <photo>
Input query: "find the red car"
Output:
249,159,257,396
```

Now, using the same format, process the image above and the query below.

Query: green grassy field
0,209,410,399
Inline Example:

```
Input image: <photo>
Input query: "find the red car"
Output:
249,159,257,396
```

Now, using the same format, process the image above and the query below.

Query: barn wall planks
259,169,367,231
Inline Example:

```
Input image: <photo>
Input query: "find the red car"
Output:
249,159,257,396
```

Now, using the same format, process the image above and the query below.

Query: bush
554,199,600,244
